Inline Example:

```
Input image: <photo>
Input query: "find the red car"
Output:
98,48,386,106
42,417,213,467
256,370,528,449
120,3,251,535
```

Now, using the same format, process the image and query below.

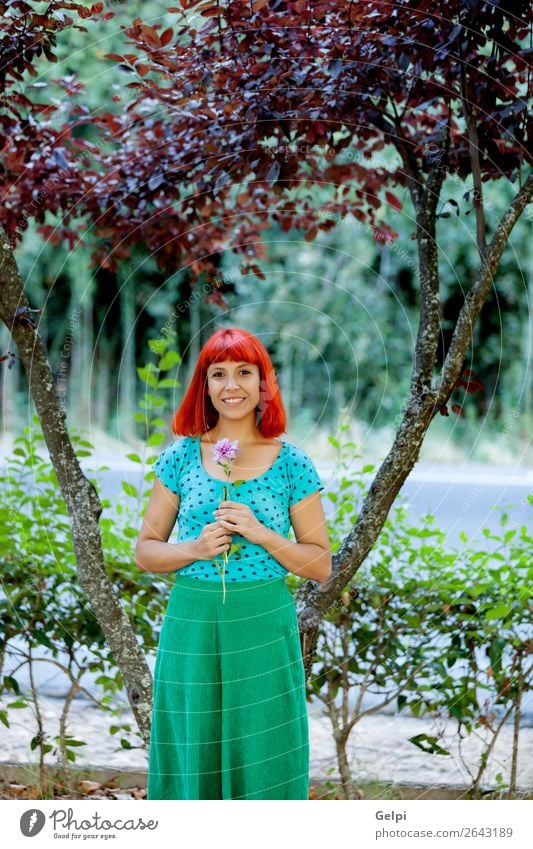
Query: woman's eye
212,370,250,377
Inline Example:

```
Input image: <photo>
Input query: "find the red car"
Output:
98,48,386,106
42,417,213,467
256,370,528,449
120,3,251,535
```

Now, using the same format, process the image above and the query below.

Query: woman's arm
250,491,332,583
135,478,201,574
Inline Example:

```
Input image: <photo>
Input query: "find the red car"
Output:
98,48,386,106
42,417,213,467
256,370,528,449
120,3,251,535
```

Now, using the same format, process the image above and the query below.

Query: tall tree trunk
95,334,111,432
0,225,153,744
187,284,201,387
119,270,136,444
524,247,533,429
293,351,304,416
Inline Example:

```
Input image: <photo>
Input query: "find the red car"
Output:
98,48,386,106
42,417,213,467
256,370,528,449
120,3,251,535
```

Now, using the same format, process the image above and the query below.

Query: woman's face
206,359,261,419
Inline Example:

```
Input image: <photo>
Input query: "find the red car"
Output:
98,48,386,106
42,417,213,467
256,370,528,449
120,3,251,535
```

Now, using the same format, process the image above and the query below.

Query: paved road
4,447,529,547
90,455,531,548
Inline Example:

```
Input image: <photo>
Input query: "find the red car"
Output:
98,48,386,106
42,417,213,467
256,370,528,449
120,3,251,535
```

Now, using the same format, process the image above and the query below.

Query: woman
136,326,331,800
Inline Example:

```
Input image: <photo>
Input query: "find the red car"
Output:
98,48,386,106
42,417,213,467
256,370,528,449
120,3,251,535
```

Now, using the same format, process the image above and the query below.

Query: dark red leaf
160,27,174,46
385,191,402,211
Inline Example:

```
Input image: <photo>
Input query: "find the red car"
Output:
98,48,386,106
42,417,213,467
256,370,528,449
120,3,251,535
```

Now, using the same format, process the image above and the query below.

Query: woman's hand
213,500,266,546
193,521,233,561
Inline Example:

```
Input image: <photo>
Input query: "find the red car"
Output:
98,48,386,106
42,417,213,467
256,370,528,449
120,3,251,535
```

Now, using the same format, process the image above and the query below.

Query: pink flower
212,437,239,464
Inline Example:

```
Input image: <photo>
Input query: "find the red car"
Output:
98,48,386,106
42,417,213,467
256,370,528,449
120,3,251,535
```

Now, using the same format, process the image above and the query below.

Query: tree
1,0,531,725
0,1,154,744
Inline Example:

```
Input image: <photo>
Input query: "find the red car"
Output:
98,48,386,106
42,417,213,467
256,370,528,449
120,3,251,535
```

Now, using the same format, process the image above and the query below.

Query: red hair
171,326,287,438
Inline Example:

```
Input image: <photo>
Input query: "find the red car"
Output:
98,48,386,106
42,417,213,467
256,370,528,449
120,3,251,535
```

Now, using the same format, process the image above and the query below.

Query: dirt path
1,695,531,793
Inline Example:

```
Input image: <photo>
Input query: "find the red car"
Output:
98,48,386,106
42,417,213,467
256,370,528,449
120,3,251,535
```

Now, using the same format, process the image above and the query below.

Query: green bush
308,431,533,799
0,331,182,791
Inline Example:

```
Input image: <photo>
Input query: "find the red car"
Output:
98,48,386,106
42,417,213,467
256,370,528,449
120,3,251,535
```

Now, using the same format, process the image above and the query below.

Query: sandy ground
1,695,531,792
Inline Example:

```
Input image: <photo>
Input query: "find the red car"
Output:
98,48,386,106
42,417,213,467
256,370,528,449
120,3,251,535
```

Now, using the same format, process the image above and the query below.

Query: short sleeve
152,438,188,496
288,447,325,507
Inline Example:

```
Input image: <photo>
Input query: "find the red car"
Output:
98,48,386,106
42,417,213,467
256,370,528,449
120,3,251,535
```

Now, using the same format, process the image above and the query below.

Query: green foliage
0,425,119,769
309,432,533,798
0,330,183,775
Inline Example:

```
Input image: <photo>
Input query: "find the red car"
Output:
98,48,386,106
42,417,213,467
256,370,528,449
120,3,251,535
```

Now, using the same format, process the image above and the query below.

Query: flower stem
221,476,230,603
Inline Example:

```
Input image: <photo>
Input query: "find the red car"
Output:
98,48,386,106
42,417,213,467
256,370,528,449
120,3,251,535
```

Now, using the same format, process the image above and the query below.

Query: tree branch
459,36,488,261
436,169,533,407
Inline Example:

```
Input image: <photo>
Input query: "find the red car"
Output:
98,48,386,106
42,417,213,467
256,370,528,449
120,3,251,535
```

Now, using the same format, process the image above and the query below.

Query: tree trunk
119,270,136,444
336,742,360,799
95,334,111,432
509,654,523,799
0,225,153,745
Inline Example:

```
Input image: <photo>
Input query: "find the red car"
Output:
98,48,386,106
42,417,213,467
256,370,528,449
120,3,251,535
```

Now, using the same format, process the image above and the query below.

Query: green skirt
147,575,310,800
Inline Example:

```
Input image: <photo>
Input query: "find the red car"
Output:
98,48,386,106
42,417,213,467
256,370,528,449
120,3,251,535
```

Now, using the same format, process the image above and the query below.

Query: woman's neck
205,422,263,445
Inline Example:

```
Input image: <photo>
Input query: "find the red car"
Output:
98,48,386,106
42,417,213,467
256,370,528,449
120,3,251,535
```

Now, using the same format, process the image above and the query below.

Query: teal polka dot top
152,435,325,582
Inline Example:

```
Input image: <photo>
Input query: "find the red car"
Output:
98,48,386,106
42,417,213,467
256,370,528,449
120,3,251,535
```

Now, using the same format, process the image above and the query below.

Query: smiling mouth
222,397,246,405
